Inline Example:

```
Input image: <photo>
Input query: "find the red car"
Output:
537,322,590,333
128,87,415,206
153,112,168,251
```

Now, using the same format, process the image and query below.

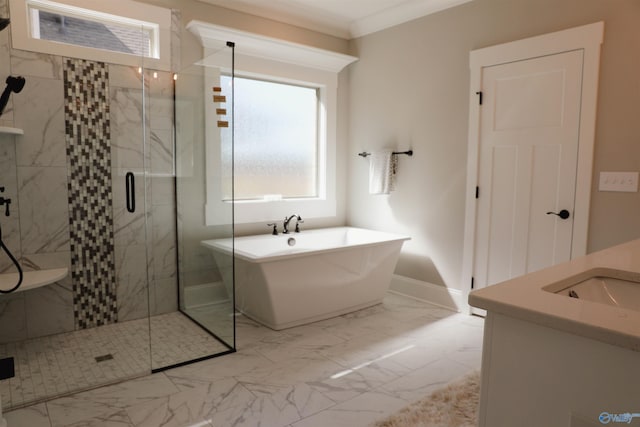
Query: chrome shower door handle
125,172,135,213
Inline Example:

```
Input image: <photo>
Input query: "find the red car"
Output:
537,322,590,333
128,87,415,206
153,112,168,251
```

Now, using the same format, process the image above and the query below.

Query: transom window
9,0,171,70
27,0,159,58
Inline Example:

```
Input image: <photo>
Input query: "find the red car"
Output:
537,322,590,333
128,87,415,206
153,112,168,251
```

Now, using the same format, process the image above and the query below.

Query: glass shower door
109,61,154,369
175,42,235,352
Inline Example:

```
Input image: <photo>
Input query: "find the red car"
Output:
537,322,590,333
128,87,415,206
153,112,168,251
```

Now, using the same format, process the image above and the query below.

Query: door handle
546,209,570,220
125,172,135,213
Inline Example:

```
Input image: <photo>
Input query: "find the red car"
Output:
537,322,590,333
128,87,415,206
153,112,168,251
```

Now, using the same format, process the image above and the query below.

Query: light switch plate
598,171,639,192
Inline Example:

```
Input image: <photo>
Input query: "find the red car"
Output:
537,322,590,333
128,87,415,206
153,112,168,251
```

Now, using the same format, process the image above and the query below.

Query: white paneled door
473,50,584,292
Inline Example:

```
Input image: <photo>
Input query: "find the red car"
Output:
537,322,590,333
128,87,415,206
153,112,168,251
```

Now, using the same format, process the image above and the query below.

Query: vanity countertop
468,238,640,352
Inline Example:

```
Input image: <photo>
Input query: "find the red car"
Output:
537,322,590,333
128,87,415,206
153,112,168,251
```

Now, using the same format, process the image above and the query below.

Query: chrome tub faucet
283,215,303,234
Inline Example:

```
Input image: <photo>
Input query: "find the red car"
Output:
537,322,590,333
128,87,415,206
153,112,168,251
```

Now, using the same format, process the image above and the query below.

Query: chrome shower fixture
0,76,26,118
0,18,9,32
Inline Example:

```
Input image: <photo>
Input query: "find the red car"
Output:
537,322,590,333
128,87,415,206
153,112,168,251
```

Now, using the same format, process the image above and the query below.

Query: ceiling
195,0,473,39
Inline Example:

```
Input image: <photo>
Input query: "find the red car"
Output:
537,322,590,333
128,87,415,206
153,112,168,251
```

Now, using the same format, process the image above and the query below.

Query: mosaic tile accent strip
64,58,118,329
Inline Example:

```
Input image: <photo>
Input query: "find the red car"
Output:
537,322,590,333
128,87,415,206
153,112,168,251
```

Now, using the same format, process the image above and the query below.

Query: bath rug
374,370,480,427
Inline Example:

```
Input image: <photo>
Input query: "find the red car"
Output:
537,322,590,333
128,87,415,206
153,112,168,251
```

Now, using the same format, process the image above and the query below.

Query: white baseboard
389,274,469,313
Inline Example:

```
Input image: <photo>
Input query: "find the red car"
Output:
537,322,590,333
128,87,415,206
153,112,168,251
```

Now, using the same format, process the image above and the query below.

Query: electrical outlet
598,171,639,192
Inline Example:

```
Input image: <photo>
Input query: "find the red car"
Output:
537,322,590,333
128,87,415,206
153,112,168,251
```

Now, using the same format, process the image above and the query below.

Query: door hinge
475,186,479,199
475,91,483,105
471,277,475,289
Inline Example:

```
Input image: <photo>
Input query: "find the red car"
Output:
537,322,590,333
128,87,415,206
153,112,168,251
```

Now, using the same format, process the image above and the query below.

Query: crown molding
350,0,474,38
194,0,474,39
187,20,358,72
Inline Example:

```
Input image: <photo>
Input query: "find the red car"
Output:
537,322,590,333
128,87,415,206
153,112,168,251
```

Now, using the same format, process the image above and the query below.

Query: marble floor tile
380,340,448,371
5,293,484,427
126,377,255,427
165,350,274,384
4,402,51,427
377,357,475,403
62,411,135,427
446,345,483,370
303,354,413,405
125,387,210,427
317,331,416,368
204,381,341,427
246,382,336,419
266,324,348,351
235,353,346,388
291,389,409,427
45,374,179,427
234,316,291,350
206,399,299,427
252,340,322,364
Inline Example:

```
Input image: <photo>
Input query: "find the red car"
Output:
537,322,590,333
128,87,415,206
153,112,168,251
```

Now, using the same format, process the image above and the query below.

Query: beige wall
347,0,640,290
138,0,640,291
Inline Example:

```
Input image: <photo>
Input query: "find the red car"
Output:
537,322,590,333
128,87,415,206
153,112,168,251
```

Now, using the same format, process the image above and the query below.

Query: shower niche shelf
0,267,68,293
0,126,24,135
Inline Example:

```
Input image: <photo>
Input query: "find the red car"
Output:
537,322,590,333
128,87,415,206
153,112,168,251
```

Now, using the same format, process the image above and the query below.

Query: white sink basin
546,269,640,311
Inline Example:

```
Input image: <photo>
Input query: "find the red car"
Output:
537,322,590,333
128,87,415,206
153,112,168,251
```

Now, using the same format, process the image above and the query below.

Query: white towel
368,150,397,195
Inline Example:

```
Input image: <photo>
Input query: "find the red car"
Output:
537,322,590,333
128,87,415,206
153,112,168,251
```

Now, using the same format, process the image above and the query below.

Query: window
9,0,171,70
28,0,159,58
222,76,320,201
188,21,358,225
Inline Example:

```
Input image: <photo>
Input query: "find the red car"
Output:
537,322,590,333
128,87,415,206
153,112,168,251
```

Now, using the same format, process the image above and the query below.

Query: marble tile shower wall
0,0,178,342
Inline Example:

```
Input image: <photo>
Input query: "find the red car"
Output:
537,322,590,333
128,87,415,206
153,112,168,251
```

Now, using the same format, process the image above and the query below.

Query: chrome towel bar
358,150,413,158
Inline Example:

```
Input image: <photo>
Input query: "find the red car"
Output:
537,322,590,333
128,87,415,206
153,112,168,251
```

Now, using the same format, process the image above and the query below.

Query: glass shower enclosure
175,42,236,351
0,19,235,412
0,29,161,410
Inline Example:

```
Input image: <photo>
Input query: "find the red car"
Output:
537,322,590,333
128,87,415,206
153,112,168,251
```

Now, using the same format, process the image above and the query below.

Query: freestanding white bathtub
201,227,410,330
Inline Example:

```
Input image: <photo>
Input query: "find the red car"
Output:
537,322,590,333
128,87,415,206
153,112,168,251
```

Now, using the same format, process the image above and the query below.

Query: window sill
207,197,336,225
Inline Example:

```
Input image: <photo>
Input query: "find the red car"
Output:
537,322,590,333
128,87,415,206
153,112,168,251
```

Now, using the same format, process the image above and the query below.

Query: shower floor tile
0,311,227,410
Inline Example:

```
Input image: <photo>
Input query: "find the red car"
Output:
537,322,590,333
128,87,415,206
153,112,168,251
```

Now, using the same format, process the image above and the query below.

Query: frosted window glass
222,76,318,200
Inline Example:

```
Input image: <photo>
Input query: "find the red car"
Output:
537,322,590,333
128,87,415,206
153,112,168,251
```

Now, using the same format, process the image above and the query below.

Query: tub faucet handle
267,223,278,235
295,217,304,233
